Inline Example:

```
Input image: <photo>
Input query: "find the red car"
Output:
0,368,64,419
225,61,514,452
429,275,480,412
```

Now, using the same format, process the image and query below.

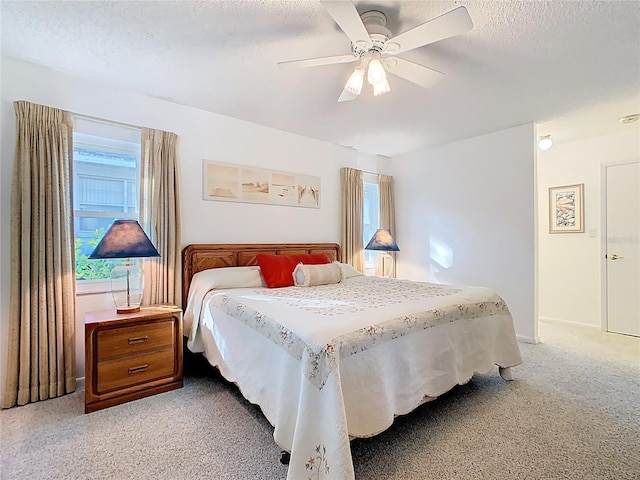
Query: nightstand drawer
96,348,175,393
96,320,174,361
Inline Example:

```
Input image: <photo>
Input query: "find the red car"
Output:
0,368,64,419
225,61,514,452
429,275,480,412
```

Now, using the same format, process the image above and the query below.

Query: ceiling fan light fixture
344,66,365,96
367,58,387,86
373,78,391,97
281,3,473,102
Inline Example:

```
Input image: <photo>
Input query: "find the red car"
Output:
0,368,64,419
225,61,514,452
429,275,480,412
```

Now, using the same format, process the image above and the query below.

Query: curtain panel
378,174,397,278
340,167,365,272
140,128,182,308
3,101,76,408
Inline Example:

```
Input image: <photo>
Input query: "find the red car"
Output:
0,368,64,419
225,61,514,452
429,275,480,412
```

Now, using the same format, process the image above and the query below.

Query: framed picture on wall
202,159,321,208
548,183,584,233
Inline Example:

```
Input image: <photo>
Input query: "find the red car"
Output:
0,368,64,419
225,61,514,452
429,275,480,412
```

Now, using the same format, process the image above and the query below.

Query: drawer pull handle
128,336,148,345
128,365,149,375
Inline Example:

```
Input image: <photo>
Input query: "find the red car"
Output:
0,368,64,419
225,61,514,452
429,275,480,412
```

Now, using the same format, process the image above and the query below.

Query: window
73,118,141,280
363,176,380,270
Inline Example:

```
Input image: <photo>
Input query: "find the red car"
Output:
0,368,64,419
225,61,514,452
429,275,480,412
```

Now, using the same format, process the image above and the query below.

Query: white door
605,162,640,337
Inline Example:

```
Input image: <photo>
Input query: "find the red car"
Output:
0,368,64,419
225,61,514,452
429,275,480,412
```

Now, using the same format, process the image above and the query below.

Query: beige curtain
378,174,397,278
340,167,365,272
3,101,76,408
140,128,182,308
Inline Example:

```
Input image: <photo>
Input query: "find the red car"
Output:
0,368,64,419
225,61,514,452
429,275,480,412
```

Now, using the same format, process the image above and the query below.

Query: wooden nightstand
84,305,183,413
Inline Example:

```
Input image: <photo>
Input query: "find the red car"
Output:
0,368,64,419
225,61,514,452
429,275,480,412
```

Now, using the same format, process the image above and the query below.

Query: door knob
608,254,624,260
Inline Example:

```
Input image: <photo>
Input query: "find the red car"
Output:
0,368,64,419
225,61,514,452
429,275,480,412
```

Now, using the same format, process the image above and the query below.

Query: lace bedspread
208,276,509,390
187,274,521,480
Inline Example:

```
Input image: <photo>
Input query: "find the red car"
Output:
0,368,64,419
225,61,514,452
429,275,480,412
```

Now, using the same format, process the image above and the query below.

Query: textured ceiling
1,0,639,157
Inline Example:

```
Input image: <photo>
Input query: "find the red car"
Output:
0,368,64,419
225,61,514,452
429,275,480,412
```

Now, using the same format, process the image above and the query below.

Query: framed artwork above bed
202,160,321,208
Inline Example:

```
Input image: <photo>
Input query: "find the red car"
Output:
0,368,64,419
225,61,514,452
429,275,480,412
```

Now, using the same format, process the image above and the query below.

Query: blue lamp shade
365,228,400,252
89,220,160,259
89,220,159,314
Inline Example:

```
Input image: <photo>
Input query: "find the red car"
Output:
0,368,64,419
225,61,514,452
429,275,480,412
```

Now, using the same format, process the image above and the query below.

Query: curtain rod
363,169,395,178
348,168,393,177
74,113,142,131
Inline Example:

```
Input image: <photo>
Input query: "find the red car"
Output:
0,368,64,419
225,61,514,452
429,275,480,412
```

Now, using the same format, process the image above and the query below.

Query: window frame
72,119,141,285
362,174,380,272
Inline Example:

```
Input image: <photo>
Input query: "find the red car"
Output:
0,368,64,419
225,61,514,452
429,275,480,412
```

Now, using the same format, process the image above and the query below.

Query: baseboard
517,334,539,344
76,377,85,389
539,316,601,330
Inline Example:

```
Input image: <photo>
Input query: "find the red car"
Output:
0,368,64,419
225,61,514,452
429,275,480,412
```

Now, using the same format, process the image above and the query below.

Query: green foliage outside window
75,228,123,280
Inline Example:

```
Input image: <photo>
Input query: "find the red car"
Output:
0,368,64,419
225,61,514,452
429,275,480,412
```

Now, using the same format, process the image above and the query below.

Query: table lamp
89,220,160,313
365,228,399,278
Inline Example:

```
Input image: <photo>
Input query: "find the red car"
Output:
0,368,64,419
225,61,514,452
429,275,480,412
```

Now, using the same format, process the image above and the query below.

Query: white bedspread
184,275,522,480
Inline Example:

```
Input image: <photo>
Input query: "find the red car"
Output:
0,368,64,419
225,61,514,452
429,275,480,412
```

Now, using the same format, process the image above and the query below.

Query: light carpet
1,319,638,479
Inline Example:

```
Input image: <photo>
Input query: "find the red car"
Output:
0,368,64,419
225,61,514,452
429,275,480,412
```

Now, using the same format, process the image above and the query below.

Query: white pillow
293,262,343,287
186,266,265,317
184,266,265,353
192,265,264,290
337,262,364,278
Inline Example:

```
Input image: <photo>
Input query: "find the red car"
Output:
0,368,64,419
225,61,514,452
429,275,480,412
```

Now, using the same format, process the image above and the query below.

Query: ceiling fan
278,0,473,101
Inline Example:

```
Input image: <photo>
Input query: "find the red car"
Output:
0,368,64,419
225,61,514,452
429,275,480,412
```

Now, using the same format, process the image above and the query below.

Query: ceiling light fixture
344,65,365,95
367,58,387,86
342,57,391,99
373,78,391,97
538,135,553,151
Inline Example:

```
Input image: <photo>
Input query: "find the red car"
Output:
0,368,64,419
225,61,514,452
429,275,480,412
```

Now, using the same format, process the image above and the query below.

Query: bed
182,243,522,480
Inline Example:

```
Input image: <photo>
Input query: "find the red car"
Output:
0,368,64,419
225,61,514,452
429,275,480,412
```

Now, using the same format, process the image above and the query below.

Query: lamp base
380,252,394,278
111,260,145,315
116,305,141,314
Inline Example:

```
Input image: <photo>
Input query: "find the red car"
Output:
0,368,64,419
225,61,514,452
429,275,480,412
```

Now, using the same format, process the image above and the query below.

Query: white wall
393,124,537,343
537,128,640,327
0,56,378,395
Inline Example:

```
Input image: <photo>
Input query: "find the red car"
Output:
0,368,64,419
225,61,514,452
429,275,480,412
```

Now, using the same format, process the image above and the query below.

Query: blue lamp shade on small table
89,220,160,314
365,228,399,278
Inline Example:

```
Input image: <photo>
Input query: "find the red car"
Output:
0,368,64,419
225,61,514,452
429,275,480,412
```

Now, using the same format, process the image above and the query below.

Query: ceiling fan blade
277,54,357,69
320,0,372,51
383,6,473,55
338,88,358,102
383,57,444,89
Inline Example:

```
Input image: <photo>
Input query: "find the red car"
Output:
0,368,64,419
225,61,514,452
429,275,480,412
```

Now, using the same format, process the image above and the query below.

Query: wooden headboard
182,243,341,307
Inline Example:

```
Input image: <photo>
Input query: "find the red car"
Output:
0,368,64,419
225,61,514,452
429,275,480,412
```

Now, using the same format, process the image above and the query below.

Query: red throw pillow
256,253,331,288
